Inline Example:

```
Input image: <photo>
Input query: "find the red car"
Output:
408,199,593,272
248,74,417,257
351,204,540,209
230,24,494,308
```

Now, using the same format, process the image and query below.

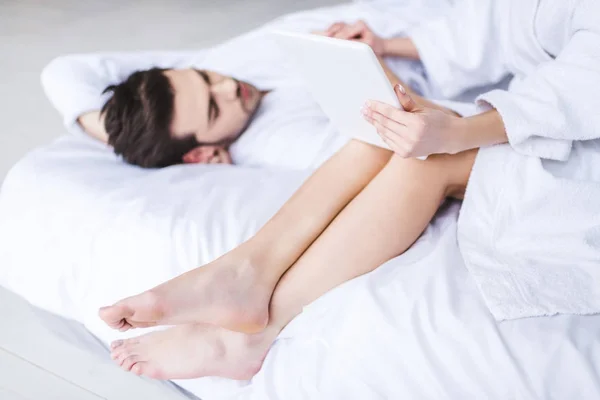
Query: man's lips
239,82,253,112
240,82,250,102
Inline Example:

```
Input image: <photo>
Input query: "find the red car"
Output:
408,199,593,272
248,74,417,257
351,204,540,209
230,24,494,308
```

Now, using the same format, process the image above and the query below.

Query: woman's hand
324,20,386,57
361,84,466,158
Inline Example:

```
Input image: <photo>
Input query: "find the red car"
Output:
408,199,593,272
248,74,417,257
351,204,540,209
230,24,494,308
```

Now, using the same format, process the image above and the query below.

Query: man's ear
182,145,229,164
182,146,214,164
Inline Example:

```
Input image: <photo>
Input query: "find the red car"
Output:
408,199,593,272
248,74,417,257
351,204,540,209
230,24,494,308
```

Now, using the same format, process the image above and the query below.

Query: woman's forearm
382,37,420,60
381,50,507,150
456,109,508,151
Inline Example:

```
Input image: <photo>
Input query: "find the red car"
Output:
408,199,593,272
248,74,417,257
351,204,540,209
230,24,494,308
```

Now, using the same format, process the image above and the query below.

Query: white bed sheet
4,139,600,399
1,2,600,399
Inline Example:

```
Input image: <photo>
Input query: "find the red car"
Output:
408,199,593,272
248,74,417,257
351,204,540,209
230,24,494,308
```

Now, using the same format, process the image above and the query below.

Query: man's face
164,68,263,164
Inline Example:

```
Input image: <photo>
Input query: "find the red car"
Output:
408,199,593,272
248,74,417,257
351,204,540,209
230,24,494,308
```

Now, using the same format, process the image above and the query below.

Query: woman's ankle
227,239,286,288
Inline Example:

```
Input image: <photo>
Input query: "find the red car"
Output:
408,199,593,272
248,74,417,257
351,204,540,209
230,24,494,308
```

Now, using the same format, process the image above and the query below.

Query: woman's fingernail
364,100,372,108
396,84,406,94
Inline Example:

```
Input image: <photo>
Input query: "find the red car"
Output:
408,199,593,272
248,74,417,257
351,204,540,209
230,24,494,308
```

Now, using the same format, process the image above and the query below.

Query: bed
1,1,599,399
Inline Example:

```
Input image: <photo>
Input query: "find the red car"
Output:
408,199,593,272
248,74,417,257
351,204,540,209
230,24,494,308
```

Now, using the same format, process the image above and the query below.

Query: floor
0,0,343,398
0,288,188,400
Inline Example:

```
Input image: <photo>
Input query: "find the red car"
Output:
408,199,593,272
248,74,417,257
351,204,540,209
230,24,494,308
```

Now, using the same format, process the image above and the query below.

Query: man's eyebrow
196,69,210,84
195,70,220,124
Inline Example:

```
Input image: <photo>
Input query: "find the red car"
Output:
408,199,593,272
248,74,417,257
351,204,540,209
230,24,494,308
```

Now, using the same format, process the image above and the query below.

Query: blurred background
0,0,344,182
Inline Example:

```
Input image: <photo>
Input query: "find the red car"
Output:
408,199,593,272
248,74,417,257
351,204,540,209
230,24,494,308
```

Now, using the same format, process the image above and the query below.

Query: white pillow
0,135,310,321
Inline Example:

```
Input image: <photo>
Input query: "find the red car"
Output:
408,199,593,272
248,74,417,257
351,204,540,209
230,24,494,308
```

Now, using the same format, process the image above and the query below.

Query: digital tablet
272,30,402,151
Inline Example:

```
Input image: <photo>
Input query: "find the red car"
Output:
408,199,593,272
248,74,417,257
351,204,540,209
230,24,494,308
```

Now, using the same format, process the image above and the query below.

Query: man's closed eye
196,70,220,125
209,97,220,124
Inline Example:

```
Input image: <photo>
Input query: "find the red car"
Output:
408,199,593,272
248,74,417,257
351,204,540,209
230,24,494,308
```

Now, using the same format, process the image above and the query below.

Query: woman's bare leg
267,150,475,329
100,141,393,333
111,150,477,380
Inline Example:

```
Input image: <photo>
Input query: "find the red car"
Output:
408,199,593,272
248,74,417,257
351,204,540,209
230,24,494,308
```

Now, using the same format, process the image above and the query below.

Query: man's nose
211,78,238,101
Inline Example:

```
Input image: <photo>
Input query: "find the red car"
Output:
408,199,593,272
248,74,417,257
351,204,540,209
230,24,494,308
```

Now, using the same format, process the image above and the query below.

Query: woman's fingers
333,21,366,40
394,84,418,112
332,25,355,39
362,107,406,131
326,22,346,36
379,134,403,155
362,110,413,157
364,100,416,126
346,23,366,39
376,124,413,158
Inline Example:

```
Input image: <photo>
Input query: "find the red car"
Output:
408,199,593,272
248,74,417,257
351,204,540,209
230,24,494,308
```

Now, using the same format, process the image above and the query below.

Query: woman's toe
99,303,134,329
131,362,147,376
111,347,126,360
121,354,139,371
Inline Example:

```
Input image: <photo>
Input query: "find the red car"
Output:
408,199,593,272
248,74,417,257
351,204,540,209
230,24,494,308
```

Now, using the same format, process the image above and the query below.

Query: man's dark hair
101,68,199,168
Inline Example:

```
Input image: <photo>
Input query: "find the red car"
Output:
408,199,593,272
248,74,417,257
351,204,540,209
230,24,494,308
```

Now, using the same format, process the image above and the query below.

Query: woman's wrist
382,37,420,60
454,110,508,153
381,39,392,57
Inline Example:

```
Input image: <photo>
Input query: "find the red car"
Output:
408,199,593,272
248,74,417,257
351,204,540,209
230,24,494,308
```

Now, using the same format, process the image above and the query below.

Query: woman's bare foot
110,323,278,380
99,252,274,334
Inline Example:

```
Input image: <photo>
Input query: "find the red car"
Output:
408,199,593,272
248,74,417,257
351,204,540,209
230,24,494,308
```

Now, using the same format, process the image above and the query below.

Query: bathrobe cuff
476,90,572,161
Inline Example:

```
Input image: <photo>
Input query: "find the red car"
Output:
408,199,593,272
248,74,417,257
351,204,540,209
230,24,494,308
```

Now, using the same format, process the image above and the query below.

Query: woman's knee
346,139,393,159
340,140,394,170
387,149,477,199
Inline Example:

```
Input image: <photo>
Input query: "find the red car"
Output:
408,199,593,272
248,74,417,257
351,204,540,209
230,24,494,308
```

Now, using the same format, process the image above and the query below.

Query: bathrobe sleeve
40,50,206,134
476,1,600,161
407,0,509,99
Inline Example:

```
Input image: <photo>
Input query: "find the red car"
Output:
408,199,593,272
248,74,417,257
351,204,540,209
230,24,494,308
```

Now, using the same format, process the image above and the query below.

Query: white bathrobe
408,0,600,320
